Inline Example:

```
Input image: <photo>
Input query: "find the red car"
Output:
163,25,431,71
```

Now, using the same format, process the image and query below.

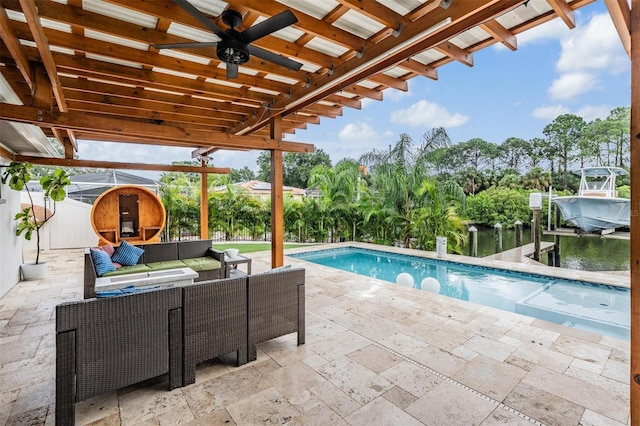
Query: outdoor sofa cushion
112,240,145,266
90,248,116,276
100,258,221,278
182,257,221,272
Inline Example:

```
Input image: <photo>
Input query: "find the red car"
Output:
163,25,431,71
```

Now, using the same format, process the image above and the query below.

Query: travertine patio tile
406,379,498,425
480,408,537,425
316,356,394,405
551,335,611,366
344,396,424,426
564,365,629,397
465,315,513,340
332,311,400,341
451,355,526,401
118,381,192,425
506,323,560,347
381,385,417,410
377,332,429,357
602,358,630,384
530,318,604,343
182,366,270,417
0,336,41,365
305,330,369,361
407,321,475,352
411,344,466,376
380,360,442,398
309,380,360,417
458,334,516,362
503,382,584,426
185,407,235,425
347,344,403,374
264,360,326,399
523,365,629,423
509,341,574,372
226,387,302,425
75,392,119,425
580,408,629,426
9,379,54,418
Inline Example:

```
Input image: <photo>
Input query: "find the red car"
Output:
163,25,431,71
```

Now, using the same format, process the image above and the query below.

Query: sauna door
119,194,139,237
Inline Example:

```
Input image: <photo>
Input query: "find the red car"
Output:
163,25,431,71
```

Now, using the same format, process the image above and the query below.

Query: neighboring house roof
212,180,305,196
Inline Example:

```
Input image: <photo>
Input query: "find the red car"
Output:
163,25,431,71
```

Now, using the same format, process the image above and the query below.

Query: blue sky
79,1,630,177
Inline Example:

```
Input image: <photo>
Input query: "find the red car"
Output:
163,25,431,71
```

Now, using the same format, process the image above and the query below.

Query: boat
551,166,630,233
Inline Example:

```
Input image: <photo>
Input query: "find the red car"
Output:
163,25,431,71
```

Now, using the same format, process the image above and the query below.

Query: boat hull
552,196,630,232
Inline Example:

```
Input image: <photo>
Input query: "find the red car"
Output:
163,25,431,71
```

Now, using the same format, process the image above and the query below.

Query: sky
77,1,631,180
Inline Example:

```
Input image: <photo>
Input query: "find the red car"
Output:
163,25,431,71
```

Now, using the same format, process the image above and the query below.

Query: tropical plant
1,161,71,264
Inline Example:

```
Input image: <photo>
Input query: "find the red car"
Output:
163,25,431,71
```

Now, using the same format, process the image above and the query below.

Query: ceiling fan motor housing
217,38,250,64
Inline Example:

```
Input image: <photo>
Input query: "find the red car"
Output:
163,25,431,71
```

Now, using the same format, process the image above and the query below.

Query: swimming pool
290,247,630,340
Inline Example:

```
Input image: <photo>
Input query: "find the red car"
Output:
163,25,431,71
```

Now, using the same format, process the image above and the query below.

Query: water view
466,228,630,272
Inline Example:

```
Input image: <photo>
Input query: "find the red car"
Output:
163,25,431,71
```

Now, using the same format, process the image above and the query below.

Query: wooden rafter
605,0,631,58
0,6,33,90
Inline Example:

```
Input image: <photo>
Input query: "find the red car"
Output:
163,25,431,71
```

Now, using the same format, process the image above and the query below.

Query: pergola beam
14,155,230,174
0,104,315,153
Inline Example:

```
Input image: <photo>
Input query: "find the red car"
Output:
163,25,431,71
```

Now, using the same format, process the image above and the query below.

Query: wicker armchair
55,287,183,425
247,268,305,361
182,277,248,385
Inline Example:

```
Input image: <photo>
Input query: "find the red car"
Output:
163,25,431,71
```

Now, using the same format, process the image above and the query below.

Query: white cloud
548,72,599,100
531,105,570,120
575,104,613,121
390,100,468,128
384,80,413,102
338,122,385,142
556,13,628,75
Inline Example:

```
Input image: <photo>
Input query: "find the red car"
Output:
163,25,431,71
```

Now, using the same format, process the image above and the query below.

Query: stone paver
0,245,631,425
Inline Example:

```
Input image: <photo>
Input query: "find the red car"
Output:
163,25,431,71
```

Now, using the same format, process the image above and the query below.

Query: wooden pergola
0,0,637,420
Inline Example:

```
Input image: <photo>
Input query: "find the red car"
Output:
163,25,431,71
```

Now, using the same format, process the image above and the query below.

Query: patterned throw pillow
90,248,116,276
112,241,145,266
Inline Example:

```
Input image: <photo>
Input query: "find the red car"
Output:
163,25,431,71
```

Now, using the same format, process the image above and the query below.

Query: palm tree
412,180,467,253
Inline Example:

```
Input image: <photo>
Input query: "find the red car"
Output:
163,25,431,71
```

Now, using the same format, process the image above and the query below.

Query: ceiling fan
154,0,303,79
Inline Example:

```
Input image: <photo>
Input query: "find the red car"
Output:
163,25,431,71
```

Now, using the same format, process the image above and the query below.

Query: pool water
290,247,630,340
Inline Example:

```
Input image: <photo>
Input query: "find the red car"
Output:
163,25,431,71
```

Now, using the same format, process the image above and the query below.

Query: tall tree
229,166,256,182
499,137,530,171
543,114,586,189
256,149,332,188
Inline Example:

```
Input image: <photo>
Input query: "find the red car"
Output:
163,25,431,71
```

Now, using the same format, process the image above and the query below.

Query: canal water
465,228,630,272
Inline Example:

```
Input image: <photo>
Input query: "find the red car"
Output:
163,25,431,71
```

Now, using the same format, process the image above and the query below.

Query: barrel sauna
91,185,166,246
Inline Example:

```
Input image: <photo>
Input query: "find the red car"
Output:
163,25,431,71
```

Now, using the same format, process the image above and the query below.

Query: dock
484,241,555,264
543,227,630,240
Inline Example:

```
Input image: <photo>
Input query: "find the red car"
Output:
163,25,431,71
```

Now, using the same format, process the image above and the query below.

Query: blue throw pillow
91,248,116,276
112,241,145,266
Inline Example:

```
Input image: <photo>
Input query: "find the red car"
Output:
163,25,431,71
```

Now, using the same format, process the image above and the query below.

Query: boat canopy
571,167,628,177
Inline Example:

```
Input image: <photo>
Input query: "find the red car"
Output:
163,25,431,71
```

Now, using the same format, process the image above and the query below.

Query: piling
515,220,523,247
532,209,541,262
554,205,561,266
468,226,478,257
494,223,502,254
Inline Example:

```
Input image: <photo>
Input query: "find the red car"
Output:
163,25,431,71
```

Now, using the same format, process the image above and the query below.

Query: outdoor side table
225,254,252,277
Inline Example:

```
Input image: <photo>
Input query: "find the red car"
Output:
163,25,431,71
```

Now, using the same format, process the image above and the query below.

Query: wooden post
532,209,541,262
554,206,561,266
629,0,639,420
468,226,478,257
514,220,523,247
270,116,284,268
200,158,208,240
531,219,536,244
494,223,502,254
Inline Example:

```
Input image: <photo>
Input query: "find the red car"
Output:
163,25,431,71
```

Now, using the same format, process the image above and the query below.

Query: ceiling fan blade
153,42,219,49
226,62,239,79
241,10,298,43
171,0,228,39
248,45,303,71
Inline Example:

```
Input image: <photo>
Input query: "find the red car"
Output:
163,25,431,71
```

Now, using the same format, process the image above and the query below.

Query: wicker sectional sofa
84,239,226,298
56,267,305,424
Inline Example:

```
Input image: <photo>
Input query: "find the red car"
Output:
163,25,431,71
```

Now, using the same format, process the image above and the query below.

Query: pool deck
0,243,630,425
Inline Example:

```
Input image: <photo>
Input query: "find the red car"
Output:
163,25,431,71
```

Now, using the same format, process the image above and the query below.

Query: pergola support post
270,116,284,268
200,158,208,240
630,0,639,422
